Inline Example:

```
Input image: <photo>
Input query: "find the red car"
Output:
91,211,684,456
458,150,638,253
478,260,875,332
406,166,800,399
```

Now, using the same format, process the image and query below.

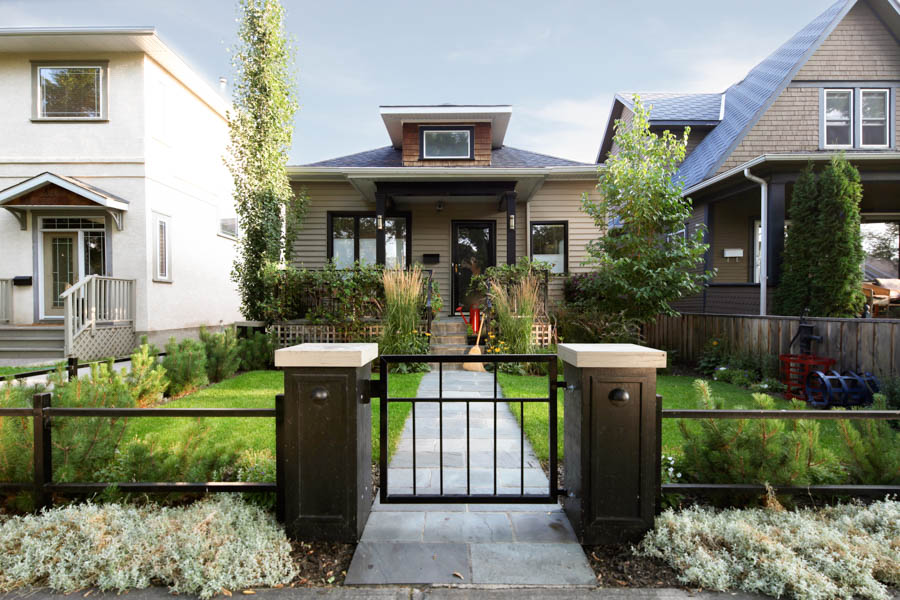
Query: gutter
286,165,600,180
743,169,768,316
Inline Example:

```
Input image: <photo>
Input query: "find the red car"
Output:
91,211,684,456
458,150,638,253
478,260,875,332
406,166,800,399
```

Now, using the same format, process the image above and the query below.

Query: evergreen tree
774,165,819,315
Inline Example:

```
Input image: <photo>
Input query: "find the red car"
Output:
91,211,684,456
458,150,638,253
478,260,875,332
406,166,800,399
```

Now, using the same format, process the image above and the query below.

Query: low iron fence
0,391,284,519
659,407,900,499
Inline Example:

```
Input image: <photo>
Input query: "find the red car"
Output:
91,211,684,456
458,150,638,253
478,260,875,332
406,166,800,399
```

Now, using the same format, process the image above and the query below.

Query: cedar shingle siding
401,122,492,167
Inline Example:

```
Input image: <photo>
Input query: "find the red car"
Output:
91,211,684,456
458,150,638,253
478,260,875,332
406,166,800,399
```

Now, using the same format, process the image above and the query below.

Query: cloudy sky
2,0,835,164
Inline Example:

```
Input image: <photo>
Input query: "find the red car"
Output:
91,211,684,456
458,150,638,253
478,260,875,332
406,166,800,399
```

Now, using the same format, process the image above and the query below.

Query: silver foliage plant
638,499,900,600
0,495,296,598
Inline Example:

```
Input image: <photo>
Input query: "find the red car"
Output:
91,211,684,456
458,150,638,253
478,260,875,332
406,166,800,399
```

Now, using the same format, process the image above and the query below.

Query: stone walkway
346,370,594,586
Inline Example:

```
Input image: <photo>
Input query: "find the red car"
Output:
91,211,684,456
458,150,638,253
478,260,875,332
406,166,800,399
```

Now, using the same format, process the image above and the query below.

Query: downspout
744,169,767,316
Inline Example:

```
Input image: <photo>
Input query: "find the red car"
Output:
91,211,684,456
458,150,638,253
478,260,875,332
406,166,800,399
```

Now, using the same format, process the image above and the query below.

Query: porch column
504,191,517,265
375,192,386,266
767,182,786,288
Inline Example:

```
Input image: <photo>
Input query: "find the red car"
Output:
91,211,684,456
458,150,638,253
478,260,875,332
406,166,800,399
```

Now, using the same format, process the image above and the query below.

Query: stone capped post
274,343,377,542
558,343,666,544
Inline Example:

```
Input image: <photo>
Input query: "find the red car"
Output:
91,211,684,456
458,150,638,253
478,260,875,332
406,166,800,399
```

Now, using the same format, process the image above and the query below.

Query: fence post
274,343,376,542
274,393,285,523
67,357,78,381
32,392,52,512
558,344,666,544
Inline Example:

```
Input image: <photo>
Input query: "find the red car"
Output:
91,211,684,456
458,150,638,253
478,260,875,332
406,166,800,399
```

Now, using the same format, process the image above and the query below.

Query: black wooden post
559,344,666,544
32,392,52,512
768,182,787,287
67,357,78,381
274,343,376,542
275,393,286,523
504,191,517,265
375,193,386,266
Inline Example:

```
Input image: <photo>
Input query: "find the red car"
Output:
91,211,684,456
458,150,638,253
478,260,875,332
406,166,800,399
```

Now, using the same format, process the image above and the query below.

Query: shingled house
598,0,900,316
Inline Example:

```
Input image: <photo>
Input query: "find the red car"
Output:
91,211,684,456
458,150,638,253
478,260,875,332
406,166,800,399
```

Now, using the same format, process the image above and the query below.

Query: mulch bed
289,540,355,587
586,543,684,588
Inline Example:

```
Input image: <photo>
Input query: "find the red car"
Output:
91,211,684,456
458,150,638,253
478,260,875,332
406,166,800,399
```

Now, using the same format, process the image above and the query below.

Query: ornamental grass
380,267,428,361
488,275,542,355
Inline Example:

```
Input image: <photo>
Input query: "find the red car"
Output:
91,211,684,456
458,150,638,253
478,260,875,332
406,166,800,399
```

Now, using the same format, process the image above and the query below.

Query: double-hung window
153,213,173,282
530,221,568,274
32,61,108,120
328,213,410,269
823,88,891,149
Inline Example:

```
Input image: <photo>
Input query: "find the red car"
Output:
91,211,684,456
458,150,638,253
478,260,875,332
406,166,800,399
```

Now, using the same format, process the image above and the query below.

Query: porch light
376,215,384,230
508,214,515,231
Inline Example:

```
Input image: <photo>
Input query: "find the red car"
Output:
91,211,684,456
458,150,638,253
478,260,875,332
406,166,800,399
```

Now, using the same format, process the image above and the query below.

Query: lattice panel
532,322,554,348
72,325,136,360
272,323,384,349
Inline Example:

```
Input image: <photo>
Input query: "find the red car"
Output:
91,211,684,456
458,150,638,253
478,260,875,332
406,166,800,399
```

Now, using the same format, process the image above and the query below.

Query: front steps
429,317,478,371
0,325,65,361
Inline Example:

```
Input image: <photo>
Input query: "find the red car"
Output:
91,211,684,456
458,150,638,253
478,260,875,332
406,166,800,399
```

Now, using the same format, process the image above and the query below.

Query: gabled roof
379,105,512,149
676,0,855,188
303,145,590,169
0,172,129,211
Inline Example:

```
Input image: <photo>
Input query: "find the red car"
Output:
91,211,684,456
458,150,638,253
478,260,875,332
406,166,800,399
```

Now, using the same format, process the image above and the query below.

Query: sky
1,0,837,165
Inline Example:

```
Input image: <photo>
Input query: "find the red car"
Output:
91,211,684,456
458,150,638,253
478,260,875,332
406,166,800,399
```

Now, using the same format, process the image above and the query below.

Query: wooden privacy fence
646,313,900,378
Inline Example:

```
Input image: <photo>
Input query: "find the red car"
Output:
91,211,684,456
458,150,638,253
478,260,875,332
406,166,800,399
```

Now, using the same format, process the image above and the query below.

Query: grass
500,374,862,463
125,370,425,466
0,362,64,378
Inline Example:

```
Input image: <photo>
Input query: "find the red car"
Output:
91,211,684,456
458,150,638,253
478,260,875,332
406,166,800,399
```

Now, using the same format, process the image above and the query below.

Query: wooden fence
646,313,900,379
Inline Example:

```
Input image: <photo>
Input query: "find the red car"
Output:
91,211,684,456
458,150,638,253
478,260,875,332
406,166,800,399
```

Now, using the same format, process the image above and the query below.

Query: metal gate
377,353,562,504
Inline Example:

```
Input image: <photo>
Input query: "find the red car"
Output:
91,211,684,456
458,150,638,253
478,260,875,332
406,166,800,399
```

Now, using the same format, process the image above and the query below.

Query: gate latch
362,378,385,404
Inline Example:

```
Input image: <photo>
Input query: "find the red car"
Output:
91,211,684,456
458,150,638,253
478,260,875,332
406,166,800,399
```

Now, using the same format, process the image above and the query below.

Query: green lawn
125,370,424,465
0,362,64,378
501,374,859,463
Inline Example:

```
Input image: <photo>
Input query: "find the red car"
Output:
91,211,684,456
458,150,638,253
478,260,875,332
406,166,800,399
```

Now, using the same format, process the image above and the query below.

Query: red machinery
779,314,836,401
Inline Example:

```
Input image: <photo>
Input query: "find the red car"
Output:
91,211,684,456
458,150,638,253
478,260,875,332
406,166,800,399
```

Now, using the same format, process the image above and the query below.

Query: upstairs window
824,89,853,148
861,89,889,148
32,62,108,120
420,126,474,160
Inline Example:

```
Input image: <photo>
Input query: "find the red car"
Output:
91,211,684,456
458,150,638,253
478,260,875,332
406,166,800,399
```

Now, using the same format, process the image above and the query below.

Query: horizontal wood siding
290,181,369,268
528,180,600,307
711,192,758,282
645,313,900,378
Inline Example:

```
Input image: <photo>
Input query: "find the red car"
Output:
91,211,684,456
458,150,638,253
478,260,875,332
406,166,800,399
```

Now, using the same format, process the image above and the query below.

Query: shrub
468,256,552,299
381,266,429,373
554,304,641,344
880,376,900,430
678,380,840,492
638,499,900,600
0,495,297,598
835,396,900,486
0,379,39,511
238,331,275,371
489,275,541,355
161,337,208,397
199,326,241,383
697,337,727,375
750,377,787,394
125,340,168,407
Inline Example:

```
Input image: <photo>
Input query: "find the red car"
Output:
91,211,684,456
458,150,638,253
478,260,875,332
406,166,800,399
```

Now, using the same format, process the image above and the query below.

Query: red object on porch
458,307,481,333
779,354,837,401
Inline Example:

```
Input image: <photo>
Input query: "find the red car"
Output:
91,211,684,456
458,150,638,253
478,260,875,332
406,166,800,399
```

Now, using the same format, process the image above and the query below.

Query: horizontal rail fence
659,408,900,498
378,353,562,504
0,278,11,323
646,313,900,378
0,391,284,518
7,353,168,382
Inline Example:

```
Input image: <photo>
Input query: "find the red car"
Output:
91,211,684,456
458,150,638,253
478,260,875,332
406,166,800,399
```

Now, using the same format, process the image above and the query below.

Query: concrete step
0,326,64,340
0,337,67,349
429,344,474,355
431,334,468,345
0,346,65,360
430,320,468,335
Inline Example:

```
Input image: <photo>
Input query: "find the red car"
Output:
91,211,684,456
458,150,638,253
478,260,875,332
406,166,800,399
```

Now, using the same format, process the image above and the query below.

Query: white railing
61,275,136,355
0,278,11,324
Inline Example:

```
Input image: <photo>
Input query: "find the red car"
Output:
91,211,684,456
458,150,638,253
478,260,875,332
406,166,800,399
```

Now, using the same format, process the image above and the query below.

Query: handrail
63,275,136,356
0,278,11,324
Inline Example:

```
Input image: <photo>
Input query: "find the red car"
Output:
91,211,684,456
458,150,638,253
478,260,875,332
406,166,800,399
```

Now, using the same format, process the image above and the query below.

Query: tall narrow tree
226,0,300,320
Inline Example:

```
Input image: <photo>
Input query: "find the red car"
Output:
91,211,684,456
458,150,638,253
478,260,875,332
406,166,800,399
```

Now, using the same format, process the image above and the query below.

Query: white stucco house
0,27,242,360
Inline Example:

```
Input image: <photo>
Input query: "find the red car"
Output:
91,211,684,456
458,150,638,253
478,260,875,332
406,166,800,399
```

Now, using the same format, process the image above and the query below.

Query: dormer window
32,61,108,121
420,126,474,160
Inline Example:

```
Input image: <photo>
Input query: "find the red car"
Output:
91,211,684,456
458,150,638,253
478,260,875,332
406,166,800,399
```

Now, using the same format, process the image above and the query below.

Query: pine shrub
237,331,275,371
199,326,241,383
125,340,168,407
835,396,900,485
0,380,39,511
161,337,208,397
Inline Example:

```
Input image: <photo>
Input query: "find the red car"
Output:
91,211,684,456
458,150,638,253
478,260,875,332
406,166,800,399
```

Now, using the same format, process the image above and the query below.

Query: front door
42,232,77,318
451,221,495,314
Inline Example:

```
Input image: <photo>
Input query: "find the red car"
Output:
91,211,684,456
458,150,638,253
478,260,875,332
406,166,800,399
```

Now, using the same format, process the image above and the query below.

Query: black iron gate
377,353,562,504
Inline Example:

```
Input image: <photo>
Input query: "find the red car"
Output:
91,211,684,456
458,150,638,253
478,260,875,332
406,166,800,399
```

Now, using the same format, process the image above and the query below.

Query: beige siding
795,1,900,81
710,192,759,283
528,180,600,306
290,181,369,268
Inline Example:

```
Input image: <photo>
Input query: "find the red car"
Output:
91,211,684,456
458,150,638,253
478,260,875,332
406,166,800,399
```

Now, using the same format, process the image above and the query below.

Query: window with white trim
420,126,474,160
861,89,889,148
32,62,108,120
824,89,853,148
822,88,892,149
153,213,172,282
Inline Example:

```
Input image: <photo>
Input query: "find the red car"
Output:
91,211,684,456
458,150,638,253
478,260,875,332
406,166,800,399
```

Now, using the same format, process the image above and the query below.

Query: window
219,206,239,239
420,126,474,160
32,62,108,120
154,214,172,282
861,89,889,148
328,213,410,269
530,222,567,274
752,220,791,283
824,89,853,148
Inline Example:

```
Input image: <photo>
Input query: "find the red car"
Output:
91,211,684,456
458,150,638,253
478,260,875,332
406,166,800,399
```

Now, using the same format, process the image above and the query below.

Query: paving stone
386,468,432,488
469,542,595,584
361,511,425,541
371,496,466,512
424,512,513,542
510,511,579,543
498,468,550,488
345,542,471,585
389,450,466,468
465,502,562,512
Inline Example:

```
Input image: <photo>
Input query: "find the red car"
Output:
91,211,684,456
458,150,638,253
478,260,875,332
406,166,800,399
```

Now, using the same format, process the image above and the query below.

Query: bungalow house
287,105,600,317
0,27,241,360
598,0,900,316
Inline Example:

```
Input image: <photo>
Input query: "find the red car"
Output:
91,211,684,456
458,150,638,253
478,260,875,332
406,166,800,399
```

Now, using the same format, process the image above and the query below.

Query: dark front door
451,221,495,314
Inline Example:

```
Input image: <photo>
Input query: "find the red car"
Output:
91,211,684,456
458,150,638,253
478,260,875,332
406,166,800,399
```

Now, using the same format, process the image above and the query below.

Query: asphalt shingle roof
304,146,589,168
676,0,849,188
619,92,723,123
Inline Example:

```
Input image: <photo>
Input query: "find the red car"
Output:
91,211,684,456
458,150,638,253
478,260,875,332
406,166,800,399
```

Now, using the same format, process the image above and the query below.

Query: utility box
274,343,377,542
558,344,666,544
